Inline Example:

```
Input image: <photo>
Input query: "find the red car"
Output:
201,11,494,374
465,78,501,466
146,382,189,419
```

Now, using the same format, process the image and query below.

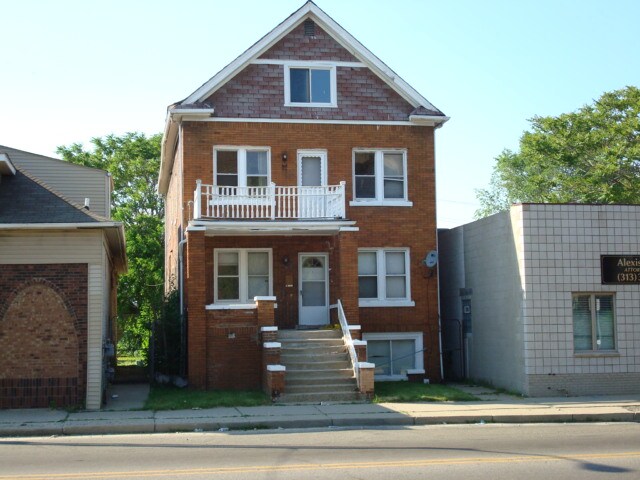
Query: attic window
304,20,316,37
284,64,337,107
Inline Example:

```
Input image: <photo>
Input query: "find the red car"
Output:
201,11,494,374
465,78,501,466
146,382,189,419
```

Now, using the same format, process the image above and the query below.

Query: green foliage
152,289,183,376
476,86,640,217
144,386,270,411
57,133,164,356
373,382,478,403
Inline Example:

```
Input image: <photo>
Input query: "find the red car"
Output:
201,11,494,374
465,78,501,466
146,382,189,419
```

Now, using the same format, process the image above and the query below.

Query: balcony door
299,253,329,326
297,150,327,218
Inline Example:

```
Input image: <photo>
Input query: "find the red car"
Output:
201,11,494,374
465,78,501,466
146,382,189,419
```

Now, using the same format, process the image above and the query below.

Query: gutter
0,222,123,229
158,107,214,196
0,222,128,274
409,115,450,128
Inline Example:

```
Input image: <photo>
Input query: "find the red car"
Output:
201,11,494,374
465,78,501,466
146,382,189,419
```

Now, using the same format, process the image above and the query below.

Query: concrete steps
277,329,362,404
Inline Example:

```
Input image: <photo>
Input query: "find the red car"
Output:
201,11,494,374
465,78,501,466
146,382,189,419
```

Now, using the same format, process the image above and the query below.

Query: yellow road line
3,451,640,480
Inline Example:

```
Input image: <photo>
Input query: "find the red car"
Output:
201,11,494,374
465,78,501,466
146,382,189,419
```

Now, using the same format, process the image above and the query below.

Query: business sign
601,255,640,284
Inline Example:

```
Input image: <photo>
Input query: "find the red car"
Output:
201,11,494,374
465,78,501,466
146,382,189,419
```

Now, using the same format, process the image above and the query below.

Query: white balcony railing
193,180,346,220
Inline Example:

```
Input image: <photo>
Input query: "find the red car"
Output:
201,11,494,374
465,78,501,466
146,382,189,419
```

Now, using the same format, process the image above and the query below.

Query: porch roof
187,219,357,236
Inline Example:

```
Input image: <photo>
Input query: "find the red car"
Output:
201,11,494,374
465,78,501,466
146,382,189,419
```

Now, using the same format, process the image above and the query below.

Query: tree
57,133,164,356
475,86,640,218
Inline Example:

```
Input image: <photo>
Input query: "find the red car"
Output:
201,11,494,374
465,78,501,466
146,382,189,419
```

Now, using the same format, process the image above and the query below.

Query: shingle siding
258,22,358,62
0,145,110,218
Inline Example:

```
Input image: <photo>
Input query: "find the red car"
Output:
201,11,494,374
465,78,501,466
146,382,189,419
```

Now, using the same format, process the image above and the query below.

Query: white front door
299,253,329,326
298,150,327,218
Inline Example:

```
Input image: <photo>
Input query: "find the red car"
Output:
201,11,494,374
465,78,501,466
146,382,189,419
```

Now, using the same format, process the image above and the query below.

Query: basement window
363,332,423,380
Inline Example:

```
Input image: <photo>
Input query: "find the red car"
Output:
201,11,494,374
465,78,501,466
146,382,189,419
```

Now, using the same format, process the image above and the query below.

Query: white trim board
194,117,433,126
253,59,365,68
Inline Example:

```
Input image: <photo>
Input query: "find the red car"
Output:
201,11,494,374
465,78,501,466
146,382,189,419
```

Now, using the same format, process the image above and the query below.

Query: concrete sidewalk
1,394,639,437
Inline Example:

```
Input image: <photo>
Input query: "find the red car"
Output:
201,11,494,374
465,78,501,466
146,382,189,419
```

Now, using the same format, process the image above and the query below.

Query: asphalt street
1,423,640,479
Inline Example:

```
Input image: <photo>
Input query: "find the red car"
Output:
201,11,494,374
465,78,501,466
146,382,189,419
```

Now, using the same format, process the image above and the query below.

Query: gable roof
0,167,108,224
0,163,127,273
181,1,445,115
159,1,448,194
0,144,113,218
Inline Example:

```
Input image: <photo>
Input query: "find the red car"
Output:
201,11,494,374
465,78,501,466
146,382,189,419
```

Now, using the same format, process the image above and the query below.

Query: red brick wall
179,121,440,382
205,311,261,390
164,136,184,292
0,264,88,408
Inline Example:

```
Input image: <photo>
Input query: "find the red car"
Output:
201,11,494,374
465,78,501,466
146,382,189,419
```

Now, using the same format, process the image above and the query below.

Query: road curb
1,411,638,437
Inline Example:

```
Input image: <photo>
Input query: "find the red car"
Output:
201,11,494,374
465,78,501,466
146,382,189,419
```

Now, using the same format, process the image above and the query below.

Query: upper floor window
214,147,270,187
284,64,337,107
352,150,409,205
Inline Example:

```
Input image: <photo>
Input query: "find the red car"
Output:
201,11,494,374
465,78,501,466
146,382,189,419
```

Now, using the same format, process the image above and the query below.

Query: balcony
193,180,346,221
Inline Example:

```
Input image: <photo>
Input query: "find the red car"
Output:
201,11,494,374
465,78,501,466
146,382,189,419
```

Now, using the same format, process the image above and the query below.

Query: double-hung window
352,150,409,205
572,293,616,352
214,148,270,188
215,249,272,304
284,64,337,107
358,249,413,306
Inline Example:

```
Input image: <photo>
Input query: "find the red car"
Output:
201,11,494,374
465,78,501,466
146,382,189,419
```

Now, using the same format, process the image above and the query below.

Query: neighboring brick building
159,2,448,398
0,147,126,409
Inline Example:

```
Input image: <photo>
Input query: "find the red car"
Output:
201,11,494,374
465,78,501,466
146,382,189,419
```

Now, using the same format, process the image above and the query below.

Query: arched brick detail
0,282,79,378
0,277,79,327
0,264,88,408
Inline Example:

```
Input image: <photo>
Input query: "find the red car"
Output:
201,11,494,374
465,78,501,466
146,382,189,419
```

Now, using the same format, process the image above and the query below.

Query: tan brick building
159,2,448,401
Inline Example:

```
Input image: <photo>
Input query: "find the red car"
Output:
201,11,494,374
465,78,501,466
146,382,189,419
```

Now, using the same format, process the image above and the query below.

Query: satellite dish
423,250,438,268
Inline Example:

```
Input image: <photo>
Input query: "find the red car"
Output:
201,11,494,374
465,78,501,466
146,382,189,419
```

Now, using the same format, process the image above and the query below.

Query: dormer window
284,64,337,107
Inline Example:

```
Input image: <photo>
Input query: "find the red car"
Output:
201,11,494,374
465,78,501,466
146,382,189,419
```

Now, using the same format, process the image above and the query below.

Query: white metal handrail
193,180,346,220
334,299,360,388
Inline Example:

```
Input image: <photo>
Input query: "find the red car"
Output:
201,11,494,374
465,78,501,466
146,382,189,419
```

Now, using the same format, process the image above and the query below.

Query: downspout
179,236,187,315
178,235,188,378
435,234,445,382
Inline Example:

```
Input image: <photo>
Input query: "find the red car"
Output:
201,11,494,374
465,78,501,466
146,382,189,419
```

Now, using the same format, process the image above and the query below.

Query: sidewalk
1,392,639,437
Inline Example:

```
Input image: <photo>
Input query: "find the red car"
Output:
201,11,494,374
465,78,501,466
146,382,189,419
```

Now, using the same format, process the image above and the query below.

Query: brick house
159,2,448,401
0,146,126,409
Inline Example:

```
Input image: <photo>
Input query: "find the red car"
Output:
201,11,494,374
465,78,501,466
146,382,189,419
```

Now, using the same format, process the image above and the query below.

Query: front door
298,150,327,218
299,253,329,326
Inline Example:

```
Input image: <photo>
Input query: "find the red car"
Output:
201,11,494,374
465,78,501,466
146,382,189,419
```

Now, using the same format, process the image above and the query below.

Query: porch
184,227,368,393
197,234,357,330
193,180,346,221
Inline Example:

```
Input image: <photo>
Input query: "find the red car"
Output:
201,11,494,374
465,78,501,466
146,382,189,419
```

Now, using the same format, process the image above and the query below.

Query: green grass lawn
373,382,478,403
117,355,144,366
144,385,271,410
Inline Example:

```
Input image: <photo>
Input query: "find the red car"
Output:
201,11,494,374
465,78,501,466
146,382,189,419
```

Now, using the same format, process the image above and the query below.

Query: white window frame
572,292,617,354
358,248,414,307
213,146,271,187
297,149,328,187
213,248,273,306
350,149,412,207
362,332,423,380
284,62,337,108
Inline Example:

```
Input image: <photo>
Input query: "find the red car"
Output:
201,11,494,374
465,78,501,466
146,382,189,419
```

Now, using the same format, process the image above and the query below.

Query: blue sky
1,0,638,227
